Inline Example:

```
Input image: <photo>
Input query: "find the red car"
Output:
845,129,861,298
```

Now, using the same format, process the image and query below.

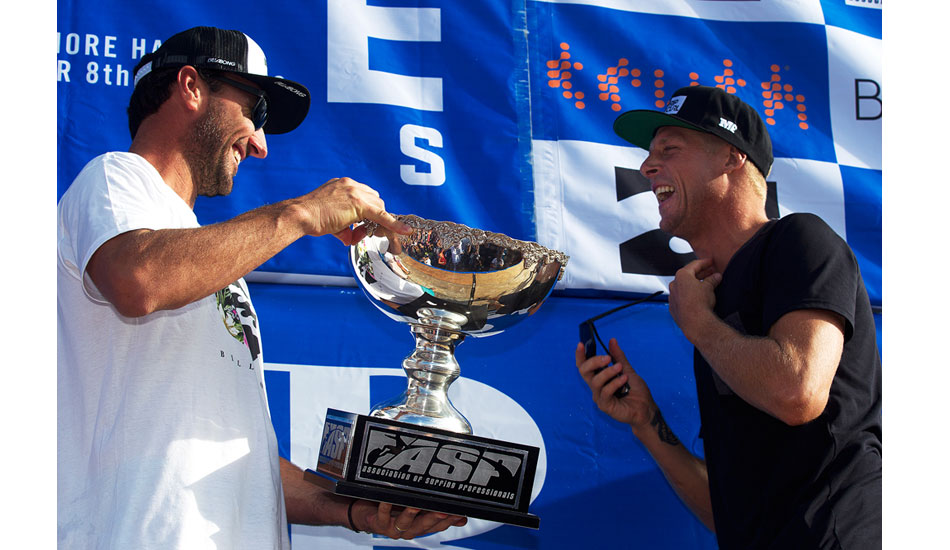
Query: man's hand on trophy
575,338,657,430
292,177,412,245
350,500,467,539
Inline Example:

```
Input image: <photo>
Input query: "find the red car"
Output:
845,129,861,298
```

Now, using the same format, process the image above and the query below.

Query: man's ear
723,145,748,174
174,66,202,113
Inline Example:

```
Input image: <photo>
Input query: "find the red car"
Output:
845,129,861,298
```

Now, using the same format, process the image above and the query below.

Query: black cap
613,85,773,177
132,26,310,134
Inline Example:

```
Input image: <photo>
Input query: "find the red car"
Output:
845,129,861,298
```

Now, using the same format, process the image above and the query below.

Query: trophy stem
370,311,472,434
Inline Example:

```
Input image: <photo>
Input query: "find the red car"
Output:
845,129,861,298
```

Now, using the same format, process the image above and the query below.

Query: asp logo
319,425,349,463
358,427,528,506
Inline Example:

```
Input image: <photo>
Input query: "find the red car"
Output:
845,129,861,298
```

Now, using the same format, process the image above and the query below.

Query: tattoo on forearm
651,409,681,446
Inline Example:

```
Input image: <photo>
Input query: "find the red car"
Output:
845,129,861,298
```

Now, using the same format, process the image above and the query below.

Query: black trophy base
309,409,540,529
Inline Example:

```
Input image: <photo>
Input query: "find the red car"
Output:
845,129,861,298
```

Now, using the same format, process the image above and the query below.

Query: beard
185,99,236,198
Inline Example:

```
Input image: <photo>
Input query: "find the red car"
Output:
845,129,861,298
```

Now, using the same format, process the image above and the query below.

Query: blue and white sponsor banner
56,0,881,303
58,1,881,548
529,0,881,302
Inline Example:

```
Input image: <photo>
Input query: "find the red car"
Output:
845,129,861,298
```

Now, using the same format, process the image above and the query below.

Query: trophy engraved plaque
308,215,568,529
307,409,541,527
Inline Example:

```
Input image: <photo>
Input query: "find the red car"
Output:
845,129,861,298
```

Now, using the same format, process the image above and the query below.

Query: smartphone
579,321,630,398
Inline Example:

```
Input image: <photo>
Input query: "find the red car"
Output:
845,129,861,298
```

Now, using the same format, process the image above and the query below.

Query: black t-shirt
694,213,881,549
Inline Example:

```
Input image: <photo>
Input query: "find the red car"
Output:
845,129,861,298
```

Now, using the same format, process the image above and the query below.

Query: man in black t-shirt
575,86,881,549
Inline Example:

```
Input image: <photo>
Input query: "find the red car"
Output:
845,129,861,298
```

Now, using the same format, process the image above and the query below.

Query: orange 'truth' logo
546,42,810,131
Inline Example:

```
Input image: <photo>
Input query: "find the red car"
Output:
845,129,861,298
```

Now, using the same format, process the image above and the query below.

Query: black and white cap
132,26,311,134
613,85,773,177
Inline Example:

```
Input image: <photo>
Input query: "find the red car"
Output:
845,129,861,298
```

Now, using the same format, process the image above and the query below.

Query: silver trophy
351,214,569,435
308,215,567,528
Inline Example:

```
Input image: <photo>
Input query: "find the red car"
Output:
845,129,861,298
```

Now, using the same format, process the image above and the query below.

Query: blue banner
256,283,720,548
58,0,535,280
253,283,881,549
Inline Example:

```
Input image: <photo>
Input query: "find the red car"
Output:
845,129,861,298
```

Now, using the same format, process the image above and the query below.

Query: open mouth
654,185,674,203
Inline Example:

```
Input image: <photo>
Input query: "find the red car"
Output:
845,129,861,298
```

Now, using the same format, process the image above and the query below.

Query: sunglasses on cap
210,74,268,131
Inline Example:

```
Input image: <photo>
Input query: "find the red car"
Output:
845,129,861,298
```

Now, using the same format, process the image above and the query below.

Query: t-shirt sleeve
59,154,192,302
761,213,858,341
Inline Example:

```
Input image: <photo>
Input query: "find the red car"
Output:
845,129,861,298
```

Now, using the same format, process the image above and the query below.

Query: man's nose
639,154,658,178
247,126,268,159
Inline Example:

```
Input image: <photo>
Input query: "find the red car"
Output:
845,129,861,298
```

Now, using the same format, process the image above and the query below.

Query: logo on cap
274,81,307,97
665,96,686,114
719,118,738,133
207,57,237,67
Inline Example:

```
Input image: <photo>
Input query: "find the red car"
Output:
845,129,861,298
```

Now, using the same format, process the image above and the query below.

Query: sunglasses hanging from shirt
579,290,663,398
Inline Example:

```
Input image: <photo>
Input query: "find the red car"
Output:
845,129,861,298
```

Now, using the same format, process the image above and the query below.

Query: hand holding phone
579,321,630,398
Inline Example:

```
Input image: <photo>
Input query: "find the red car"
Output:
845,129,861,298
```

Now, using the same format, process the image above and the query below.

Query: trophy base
309,409,540,529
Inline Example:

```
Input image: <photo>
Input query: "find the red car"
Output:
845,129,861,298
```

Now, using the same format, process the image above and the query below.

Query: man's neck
129,134,198,209
688,212,769,274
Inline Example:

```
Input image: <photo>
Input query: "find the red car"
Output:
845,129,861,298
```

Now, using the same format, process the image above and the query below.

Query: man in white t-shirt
57,26,466,549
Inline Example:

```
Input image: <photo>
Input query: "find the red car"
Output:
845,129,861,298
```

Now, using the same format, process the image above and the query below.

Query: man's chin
198,182,235,198
658,219,684,239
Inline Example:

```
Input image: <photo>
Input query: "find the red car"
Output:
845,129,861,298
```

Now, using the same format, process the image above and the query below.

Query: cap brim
613,110,705,150
245,75,311,135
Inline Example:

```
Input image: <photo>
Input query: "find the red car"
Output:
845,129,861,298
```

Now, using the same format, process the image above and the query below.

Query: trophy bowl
351,214,569,434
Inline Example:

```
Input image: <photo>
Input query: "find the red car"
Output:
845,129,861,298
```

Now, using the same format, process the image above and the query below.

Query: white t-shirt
57,152,289,549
